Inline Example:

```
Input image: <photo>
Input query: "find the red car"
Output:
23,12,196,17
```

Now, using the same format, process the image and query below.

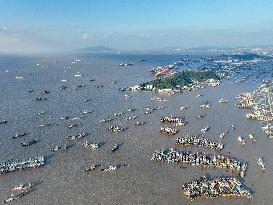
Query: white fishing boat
201,126,210,133
237,136,246,145
11,182,32,192
248,134,256,142
256,157,266,170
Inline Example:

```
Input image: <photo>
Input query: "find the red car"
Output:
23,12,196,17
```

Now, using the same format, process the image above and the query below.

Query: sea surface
0,54,272,205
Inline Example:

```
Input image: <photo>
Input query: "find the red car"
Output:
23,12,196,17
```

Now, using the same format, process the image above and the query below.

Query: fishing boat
4,192,28,203
198,114,205,119
218,99,229,103
67,132,87,141
13,132,26,138
200,104,211,108
82,141,100,149
21,139,37,147
219,131,229,139
0,120,8,124
51,145,67,152
101,165,118,172
11,183,32,192
248,134,256,142
85,164,100,172
180,106,188,110
135,121,145,126
112,144,119,153
74,72,82,77
201,126,210,133
256,157,266,170
160,127,179,135
237,136,246,145
108,125,125,132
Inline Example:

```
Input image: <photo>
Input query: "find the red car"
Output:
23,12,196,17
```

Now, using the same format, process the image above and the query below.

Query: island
120,70,220,93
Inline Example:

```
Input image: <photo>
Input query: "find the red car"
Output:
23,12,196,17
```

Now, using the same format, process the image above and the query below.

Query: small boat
136,121,145,126
101,165,118,172
257,157,266,170
40,90,50,94
4,192,28,203
219,131,229,139
237,136,246,145
85,164,100,172
11,183,32,192
59,85,67,90
126,116,137,121
38,123,51,127
67,124,77,129
84,98,92,102
112,144,119,153
51,145,67,152
15,76,24,79
21,140,37,146
60,116,70,120
82,141,100,149
99,118,113,123
200,104,211,108
160,127,178,135
74,72,82,77
218,99,229,103
13,132,26,138
201,126,210,133
180,106,188,110
35,97,47,101
197,114,205,119
82,110,92,114
127,108,136,112
248,134,256,142
78,84,86,88
108,125,125,132
0,120,8,124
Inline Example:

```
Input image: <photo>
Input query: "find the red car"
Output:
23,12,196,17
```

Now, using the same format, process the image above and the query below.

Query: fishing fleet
0,156,45,174
182,176,252,201
151,148,247,177
176,135,224,151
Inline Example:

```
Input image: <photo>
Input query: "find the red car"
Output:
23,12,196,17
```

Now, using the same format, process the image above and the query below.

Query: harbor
0,53,273,205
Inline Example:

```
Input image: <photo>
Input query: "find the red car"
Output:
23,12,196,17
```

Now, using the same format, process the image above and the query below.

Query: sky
0,0,273,54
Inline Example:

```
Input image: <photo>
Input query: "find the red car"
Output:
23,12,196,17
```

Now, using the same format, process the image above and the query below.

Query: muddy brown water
0,55,272,205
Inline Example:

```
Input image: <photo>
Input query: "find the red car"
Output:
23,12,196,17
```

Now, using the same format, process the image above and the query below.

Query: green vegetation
141,70,219,89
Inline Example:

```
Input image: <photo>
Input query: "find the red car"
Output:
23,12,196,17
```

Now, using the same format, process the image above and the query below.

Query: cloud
1,24,273,55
